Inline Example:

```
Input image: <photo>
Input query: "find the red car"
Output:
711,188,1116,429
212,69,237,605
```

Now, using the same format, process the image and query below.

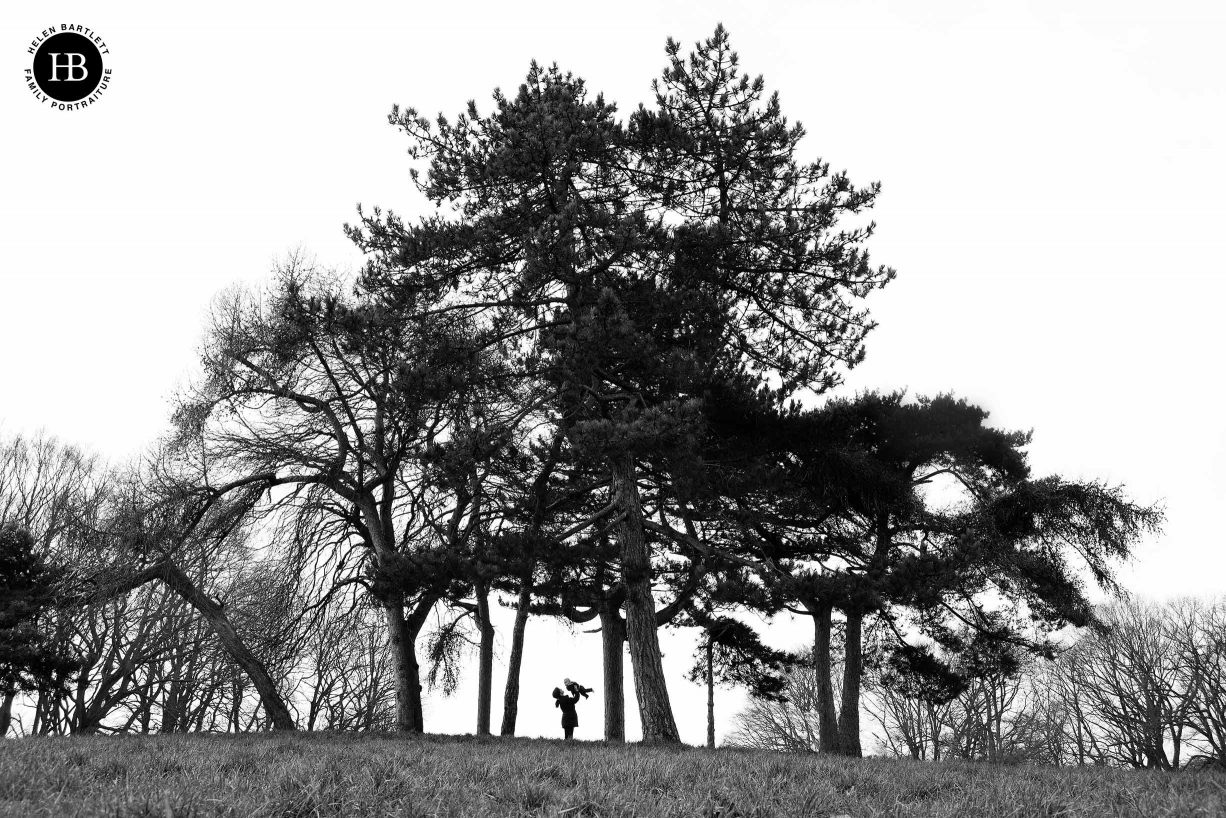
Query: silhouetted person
564,677,593,699
553,686,581,740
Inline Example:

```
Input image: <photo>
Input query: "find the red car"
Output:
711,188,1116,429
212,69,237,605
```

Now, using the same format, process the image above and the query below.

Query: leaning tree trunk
502,431,561,736
159,561,296,731
475,581,495,736
811,601,841,754
81,559,296,731
599,606,627,742
609,454,679,743
838,608,863,757
500,581,533,735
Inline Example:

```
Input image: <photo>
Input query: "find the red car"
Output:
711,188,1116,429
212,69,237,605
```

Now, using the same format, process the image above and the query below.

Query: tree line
1,26,1165,755
730,597,1226,770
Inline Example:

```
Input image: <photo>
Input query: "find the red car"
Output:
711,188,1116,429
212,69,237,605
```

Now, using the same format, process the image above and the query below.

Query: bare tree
726,651,837,752
1170,598,1226,766
864,668,949,760
0,430,106,735
939,657,1041,763
173,259,522,732
0,430,103,550
1055,600,1194,769
78,462,299,731
295,596,396,731
13,468,301,736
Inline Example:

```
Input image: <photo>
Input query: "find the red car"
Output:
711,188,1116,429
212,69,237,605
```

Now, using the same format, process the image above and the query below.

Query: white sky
2,0,1224,745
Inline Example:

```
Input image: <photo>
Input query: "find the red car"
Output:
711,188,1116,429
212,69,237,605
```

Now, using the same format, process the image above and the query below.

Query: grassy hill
1,733,1222,817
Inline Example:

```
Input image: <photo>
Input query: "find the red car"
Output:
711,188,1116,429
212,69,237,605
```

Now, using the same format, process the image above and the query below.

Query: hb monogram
47,53,89,82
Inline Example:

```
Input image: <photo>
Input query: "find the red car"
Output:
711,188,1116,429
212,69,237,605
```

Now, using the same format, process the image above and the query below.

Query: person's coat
554,690,580,728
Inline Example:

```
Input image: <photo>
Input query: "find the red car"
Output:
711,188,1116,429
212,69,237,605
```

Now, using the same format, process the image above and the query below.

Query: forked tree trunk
811,601,841,753
599,607,626,742
32,689,48,735
404,598,435,733
838,608,863,757
500,581,533,735
159,561,296,731
475,582,495,735
609,454,679,743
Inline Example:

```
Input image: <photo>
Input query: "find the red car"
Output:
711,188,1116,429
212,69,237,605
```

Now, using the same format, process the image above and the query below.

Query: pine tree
0,523,77,734
682,604,792,748
348,27,894,741
780,392,1162,756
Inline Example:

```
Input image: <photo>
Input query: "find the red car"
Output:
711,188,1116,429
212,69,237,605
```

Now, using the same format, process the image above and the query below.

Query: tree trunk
0,691,14,737
930,707,942,761
385,603,419,732
475,582,494,736
811,601,841,753
409,638,424,732
33,687,54,735
405,597,434,732
706,638,715,749
140,696,153,733
229,675,243,732
838,608,863,757
599,607,626,742
159,561,296,731
500,581,533,736
161,645,184,733
387,599,433,734
609,454,679,743
501,430,559,736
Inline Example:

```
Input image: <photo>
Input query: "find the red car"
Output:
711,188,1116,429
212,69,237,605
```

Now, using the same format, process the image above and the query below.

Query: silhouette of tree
0,523,78,734
172,258,512,732
683,604,792,748
349,26,893,742
650,390,1161,756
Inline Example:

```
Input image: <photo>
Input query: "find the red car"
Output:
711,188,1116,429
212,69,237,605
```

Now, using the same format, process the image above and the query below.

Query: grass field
1,733,1223,817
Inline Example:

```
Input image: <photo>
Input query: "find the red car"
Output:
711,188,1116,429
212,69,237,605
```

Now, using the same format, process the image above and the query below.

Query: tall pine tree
349,27,893,741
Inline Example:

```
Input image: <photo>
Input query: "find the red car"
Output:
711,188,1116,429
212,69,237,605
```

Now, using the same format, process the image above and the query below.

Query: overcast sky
3,0,1224,745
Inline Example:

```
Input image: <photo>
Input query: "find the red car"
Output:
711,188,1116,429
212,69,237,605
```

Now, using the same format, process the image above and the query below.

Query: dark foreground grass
1,733,1223,818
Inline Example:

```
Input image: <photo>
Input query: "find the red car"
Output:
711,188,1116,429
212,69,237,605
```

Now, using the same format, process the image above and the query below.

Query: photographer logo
25,25,112,110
